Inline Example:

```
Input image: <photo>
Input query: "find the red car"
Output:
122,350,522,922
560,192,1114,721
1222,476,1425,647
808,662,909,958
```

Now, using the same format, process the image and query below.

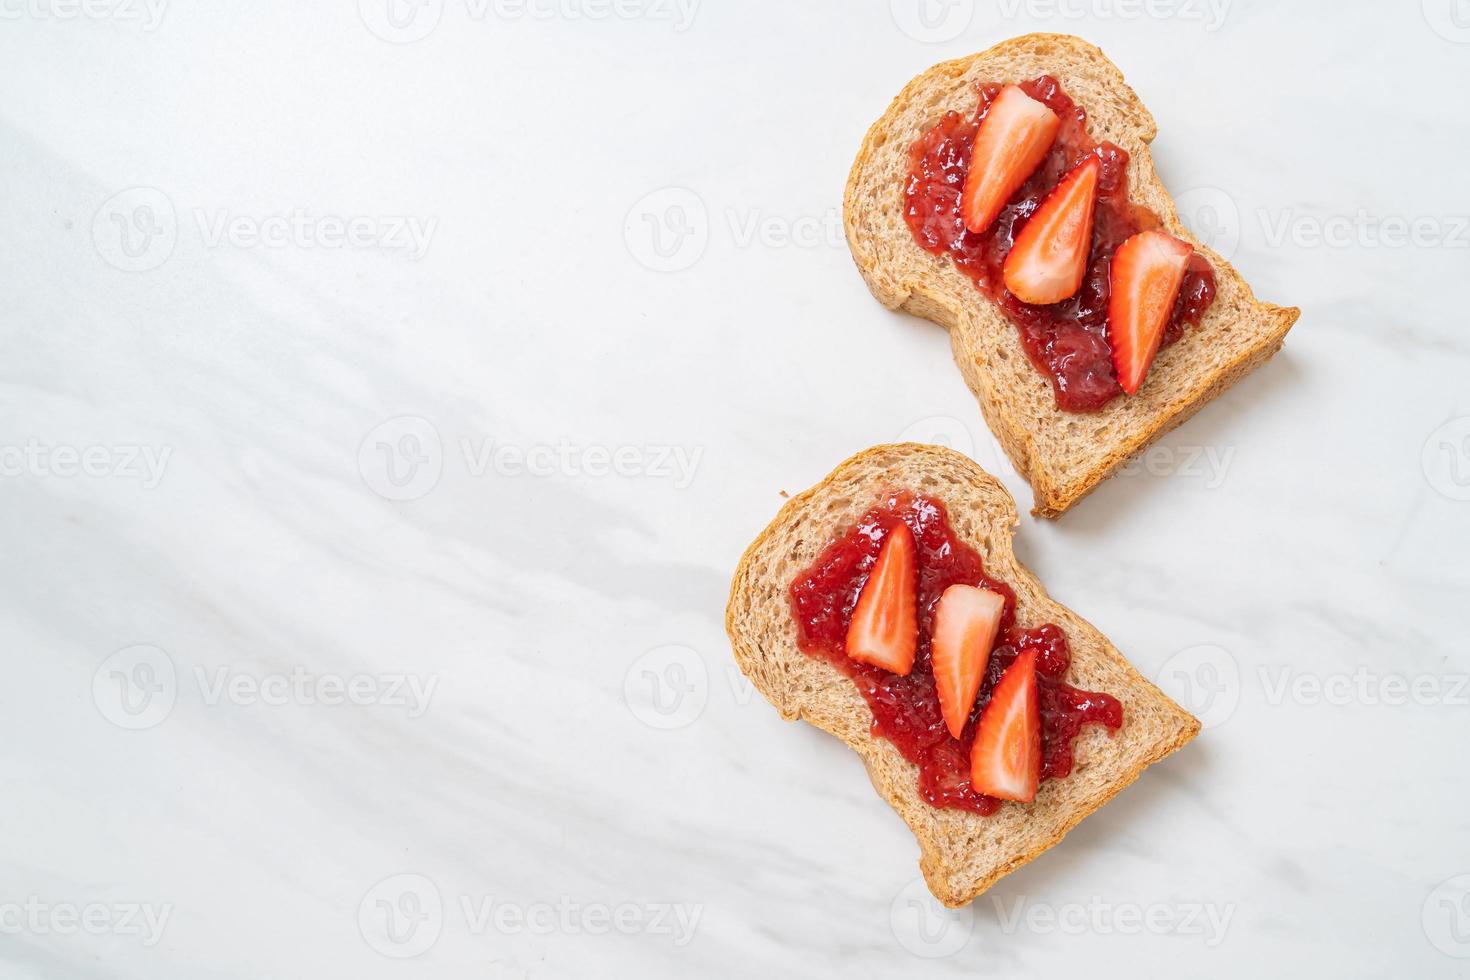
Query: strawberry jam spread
903,75,1216,412
789,491,1122,815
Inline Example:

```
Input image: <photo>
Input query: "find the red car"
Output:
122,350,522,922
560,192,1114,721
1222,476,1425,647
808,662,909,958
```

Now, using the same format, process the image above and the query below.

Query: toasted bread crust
725,444,1200,906
843,35,1300,517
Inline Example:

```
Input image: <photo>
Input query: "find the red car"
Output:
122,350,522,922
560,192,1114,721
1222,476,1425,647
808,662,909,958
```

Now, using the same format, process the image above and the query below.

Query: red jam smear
789,491,1122,815
902,75,1217,412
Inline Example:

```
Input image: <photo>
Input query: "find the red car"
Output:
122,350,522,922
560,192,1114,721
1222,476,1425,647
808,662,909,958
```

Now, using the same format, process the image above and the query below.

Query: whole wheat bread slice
844,34,1300,518
725,444,1199,906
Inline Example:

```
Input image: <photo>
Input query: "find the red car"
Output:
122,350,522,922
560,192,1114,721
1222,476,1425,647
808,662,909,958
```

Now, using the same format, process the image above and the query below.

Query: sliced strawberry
931,585,1006,739
1002,155,1100,305
844,523,917,675
969,648,1040,802
1108,230,1194,395
960,85,1061,235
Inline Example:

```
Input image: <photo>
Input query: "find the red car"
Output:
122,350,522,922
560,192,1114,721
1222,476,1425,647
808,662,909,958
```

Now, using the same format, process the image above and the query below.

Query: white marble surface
2,2,1468,977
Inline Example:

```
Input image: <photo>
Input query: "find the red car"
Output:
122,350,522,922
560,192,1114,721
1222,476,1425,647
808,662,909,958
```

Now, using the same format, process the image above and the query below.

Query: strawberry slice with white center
931,584,1006,739
969,648,1041,802
1002,155,1100,305
844,523,917,675
1108,229,1194,395
960,85,1061,235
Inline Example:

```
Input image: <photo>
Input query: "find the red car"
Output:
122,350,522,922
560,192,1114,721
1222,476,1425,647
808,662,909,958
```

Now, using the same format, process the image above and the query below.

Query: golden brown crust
725,444,1200,906
843,34,1300,518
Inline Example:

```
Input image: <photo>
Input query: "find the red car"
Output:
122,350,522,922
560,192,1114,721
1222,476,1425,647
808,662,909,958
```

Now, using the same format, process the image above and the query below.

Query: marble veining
1,3,1467,977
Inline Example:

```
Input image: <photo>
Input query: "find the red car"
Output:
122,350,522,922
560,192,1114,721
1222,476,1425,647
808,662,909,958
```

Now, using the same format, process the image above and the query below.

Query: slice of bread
844,34,1300,518
725,443,1199,906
